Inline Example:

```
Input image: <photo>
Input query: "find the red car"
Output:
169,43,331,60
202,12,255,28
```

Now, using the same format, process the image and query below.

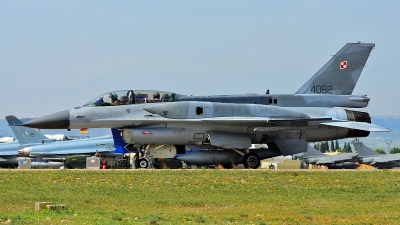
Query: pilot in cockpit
109,93,120,105
153,92,161,102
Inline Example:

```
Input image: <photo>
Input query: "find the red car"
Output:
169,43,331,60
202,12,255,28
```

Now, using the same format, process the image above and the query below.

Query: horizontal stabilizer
320,121,390,132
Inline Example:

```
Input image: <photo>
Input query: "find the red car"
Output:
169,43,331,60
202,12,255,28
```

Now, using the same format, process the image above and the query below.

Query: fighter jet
22,42,384,168
352,140,400,169
0,141,20,167
6,116,129,159
0,141,68,169
21,99,388,169
303,145,359,169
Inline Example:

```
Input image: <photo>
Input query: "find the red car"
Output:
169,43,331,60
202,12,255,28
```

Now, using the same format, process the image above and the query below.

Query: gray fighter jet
352,140,400,169
22,42,384,168
303,145,359,169
22,99,388,168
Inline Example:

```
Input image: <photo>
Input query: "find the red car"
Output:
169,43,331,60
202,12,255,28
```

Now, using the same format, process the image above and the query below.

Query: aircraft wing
320,121,390,132
201,117,331,125
91,117,332,127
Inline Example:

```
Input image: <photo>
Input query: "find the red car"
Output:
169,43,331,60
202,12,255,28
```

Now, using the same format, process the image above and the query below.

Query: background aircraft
0,141,19,167
302,145,359,169
352,140,400,169
0,141,66,169
6,116,128,159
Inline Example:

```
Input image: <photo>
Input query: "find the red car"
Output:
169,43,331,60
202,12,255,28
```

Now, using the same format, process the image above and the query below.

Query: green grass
1,169,400,224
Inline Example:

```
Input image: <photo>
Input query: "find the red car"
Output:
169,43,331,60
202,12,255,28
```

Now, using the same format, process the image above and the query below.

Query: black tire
269,165,275,170
138,158,149,168
243,153,260,169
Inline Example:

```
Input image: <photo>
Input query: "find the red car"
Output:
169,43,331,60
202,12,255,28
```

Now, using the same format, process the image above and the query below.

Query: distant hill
0,117,398,151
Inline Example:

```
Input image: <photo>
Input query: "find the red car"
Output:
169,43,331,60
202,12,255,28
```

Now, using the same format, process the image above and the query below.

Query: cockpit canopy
84,90,179,107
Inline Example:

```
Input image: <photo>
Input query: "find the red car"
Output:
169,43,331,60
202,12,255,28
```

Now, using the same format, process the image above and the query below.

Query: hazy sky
1,1,399,119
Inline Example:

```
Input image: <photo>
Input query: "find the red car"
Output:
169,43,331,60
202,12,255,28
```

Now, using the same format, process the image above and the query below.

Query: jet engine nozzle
345,110,371,138
18,147,31,157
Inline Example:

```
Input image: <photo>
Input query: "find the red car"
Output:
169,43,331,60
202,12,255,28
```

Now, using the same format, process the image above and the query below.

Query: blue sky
1,1,399,118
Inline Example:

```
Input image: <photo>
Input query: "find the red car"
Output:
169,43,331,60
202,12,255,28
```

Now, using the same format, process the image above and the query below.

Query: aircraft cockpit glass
84,90,177,107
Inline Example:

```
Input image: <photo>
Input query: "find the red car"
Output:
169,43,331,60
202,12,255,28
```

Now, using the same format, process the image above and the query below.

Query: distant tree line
373,147,400,154
313,140,352,153
313,141,400,155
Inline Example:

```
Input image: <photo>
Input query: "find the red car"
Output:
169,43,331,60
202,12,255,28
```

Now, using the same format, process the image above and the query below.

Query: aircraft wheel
138,158,149,168
269,165,275,170
243,153,260,169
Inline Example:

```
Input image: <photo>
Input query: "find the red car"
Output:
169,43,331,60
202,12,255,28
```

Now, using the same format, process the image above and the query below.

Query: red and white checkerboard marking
340,60,348,70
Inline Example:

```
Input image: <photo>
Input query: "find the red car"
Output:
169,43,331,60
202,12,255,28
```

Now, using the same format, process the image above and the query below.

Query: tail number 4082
310,85,332,94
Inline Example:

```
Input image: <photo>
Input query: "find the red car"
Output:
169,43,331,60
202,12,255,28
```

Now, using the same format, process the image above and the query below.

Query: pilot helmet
153,92,160,98
109,93,117,100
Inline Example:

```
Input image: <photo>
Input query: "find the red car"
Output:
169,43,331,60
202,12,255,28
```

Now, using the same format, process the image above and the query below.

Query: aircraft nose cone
23,110,71,129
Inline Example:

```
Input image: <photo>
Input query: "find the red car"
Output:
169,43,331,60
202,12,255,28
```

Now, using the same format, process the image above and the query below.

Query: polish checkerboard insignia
340,60,347,70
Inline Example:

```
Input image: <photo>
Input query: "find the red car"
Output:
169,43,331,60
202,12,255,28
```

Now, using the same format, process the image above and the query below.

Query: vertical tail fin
6,116,49,145
303,145,325,158
296,42,375,95
111,128,132,154
351,140,380,156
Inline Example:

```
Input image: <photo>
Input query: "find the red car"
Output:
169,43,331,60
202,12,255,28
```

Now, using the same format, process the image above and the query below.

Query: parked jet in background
303,145,359,169
352,140,400,169
0,141,66,169
6,116,129,159
22,43,382,168
0,141,20,167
